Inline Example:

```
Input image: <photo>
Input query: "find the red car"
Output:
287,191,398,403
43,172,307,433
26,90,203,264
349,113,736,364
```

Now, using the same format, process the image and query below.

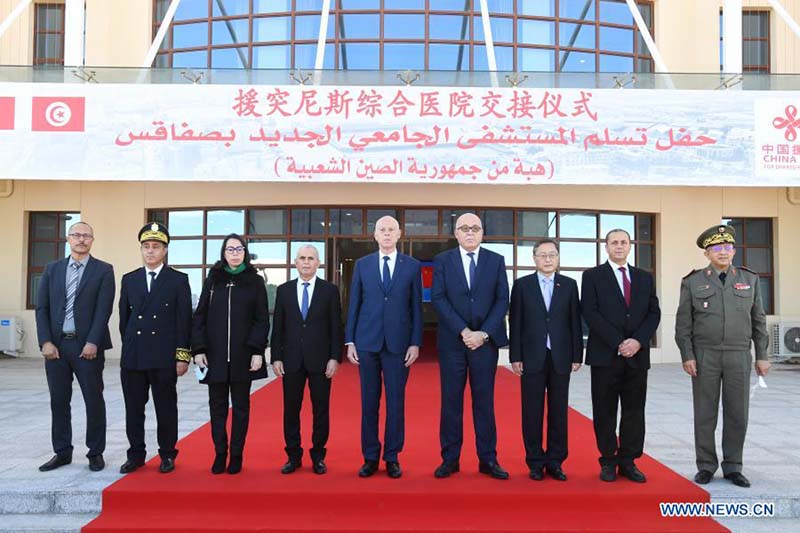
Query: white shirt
609,261,629,298
378,249,398,279
296,276,317,311
459,246,480,289
145,263,164,292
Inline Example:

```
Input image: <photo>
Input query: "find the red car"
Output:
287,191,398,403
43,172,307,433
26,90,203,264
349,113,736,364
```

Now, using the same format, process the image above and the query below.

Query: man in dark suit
118,222,192,474
509,239,583,481
271,244,342,475
36,221,115,472
432,212,510,480
581,229,660,483
345,216,423,479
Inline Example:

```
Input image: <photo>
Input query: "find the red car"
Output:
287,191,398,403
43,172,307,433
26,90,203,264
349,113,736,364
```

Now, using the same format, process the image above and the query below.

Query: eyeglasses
534,253,559,259
68,233,94,241
709,244,734,253
225,246,245,254
456,225,483,233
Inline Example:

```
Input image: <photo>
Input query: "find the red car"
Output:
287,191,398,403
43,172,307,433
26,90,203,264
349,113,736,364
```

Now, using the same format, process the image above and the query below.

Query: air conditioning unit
772,322,800,360
0,317,24,356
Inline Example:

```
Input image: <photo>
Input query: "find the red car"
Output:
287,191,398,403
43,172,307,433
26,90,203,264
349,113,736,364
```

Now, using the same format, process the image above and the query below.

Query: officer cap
696,224,735,249
138,222,170,245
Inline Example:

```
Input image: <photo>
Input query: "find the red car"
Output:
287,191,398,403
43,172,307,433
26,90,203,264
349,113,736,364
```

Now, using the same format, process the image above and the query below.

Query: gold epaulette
175,348,192,363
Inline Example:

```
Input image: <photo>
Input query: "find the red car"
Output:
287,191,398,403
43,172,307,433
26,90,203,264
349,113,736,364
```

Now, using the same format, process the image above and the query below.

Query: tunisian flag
31,96,85,132
0,97,13,130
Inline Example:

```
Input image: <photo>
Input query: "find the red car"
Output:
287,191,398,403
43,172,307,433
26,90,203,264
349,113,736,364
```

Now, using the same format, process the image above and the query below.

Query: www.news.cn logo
660,501,775,518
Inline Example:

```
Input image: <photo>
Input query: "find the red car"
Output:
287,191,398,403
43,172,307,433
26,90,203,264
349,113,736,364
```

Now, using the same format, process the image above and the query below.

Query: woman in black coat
191,234,269,474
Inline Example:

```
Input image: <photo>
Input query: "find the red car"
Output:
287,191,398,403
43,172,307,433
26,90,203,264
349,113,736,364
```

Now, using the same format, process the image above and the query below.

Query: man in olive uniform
675,224,770,488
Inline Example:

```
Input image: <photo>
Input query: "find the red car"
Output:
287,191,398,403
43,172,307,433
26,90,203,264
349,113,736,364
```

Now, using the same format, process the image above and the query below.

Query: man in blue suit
432,213,510,480
118,222,192,474
35,221,115,472
346,216,423,479
509,239,583,481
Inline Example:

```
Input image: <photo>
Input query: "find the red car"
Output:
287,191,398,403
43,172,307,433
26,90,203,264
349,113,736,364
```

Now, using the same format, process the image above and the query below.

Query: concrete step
0,513,97,533
0,490,101,514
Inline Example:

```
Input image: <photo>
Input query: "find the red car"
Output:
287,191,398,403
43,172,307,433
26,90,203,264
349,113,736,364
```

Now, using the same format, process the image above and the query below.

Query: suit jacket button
152,331,156,335
546,318,550,322
138,315,142,319
384,297,388,301
136,331,141,335
302,324,306,328
153,315,157,319
626,314,630,318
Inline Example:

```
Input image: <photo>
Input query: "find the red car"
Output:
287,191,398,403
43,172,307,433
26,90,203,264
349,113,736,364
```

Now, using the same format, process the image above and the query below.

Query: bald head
454,212,483,252
374,216,401,254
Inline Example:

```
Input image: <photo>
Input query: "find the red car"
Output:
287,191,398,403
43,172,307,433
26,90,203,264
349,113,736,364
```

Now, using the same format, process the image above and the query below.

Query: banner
0,82,798,186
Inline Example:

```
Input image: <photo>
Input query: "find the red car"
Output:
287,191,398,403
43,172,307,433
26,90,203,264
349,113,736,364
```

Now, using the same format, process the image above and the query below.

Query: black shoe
600,465,617,482
545,464,567,481
434,461,460,478
618,464,646,483
88,455,105,472
212,454,227,475
478,461,509,480
694,470,713,484
724,472,751,488
159,457,175,474
281,460,301,474
119,458,145,474
358,460,379,478
386,461,402,479
313,460,327,475
39,454,71,472
227,455,242,475
529,466,544,481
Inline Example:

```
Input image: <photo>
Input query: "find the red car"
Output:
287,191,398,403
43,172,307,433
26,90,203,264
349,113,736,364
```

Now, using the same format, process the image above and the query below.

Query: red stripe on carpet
84,361,725,532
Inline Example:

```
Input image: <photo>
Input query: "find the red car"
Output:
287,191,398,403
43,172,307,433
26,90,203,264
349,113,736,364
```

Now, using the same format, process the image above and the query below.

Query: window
27,212,80,308
33,3,65,67
153,0,653,72
723,218,774,313
719,10,770,73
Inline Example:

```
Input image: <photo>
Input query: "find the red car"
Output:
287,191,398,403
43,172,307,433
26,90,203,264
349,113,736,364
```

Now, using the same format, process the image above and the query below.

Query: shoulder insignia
682,269,698,279
738,266,758,275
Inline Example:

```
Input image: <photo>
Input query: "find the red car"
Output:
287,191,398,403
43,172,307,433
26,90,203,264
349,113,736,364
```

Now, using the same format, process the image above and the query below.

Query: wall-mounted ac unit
772,322,800,360
0,317,24,356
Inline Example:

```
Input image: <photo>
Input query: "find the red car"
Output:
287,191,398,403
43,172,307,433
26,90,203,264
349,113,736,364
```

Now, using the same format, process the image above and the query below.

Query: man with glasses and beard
675,224,769,488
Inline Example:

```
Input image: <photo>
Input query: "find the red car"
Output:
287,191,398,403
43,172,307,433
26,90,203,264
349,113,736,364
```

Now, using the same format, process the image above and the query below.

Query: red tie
619,267,631,307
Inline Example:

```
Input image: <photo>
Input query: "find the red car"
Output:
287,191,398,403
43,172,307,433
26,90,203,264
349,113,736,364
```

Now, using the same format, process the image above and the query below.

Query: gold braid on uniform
175,348,192,363
702,232,735,249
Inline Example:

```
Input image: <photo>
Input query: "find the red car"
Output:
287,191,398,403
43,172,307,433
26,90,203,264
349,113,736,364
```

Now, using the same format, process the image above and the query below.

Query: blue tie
467,252,476,290
382,256,391,292
301,282,309,320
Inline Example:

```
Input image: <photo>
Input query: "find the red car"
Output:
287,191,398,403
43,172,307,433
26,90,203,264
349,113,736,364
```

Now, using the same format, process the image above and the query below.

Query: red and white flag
0,97,13,130
31,96,85,132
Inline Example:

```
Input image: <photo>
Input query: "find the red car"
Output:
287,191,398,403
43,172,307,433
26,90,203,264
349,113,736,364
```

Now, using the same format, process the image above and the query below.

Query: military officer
675,224,770,488
118,222,193,474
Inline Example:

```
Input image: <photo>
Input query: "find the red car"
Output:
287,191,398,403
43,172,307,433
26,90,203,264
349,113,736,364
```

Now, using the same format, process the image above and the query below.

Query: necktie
719,271,727,285
148,271,156,293
64,262,83,325
301,282,310,320
619,266,631,307
467,252,476,290
382,256,391,292
542,277,552,311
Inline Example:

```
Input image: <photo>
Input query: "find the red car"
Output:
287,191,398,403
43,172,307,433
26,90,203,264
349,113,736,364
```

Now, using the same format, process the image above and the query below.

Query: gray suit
675,264,768,475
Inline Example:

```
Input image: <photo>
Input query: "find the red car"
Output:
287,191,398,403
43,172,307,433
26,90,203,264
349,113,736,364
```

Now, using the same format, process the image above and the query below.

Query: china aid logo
31,96,85,132
0,97,13,130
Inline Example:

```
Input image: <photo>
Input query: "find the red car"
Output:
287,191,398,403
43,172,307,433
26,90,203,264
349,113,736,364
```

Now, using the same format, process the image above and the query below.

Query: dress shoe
88,455,105,472
545,464,567,481
724,472,751,488
227,455,242,475
211,454,227,475
39,454,71,472
529,466,544,481
600,465,617,482
434,461,460,478
386,461,402,479
119,458,145,474
618,464,646,483
312,460,327,475
159,457,175,474
358,460,379,478
281,460,301,474
478,461,509,480
694,469,713,484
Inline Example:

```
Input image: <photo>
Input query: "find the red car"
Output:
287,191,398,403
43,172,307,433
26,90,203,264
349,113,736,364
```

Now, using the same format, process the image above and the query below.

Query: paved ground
1,354,798,532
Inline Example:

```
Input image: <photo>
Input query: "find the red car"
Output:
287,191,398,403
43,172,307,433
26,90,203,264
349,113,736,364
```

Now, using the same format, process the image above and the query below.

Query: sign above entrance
0,82,796,186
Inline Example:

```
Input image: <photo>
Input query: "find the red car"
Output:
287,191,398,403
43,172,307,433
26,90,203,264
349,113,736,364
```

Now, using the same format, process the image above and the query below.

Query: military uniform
675,225,768,478
118,223,192,472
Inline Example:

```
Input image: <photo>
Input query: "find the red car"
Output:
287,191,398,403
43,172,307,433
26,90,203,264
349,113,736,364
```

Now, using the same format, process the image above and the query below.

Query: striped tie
64,262,83,325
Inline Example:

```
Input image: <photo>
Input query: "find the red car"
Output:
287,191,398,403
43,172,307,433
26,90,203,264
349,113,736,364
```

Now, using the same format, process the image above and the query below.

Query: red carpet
84,361,725,532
